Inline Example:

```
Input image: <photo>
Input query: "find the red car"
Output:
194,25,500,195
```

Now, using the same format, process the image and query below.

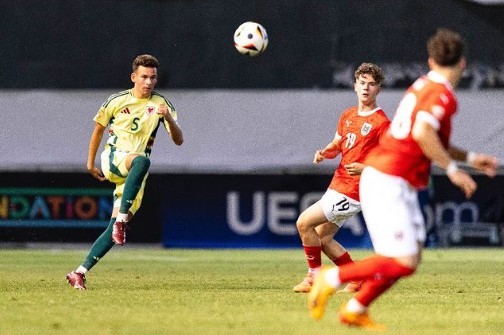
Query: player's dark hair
427,29,465,67
354,63,384,86
132,54,159,72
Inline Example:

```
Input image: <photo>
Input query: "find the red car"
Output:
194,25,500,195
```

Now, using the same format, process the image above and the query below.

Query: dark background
2,172,503,246
0,172,162,242
1,0,503,89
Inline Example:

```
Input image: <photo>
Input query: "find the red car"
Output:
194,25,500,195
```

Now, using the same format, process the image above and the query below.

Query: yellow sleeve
93,106,113,127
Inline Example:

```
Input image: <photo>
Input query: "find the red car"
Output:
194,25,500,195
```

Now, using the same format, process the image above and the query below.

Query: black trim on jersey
102,90,130,108
152,91,175,111
145,119,162,157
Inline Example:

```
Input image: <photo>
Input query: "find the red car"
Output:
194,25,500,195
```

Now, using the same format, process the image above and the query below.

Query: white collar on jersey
427,71,454,92
358,107,381,117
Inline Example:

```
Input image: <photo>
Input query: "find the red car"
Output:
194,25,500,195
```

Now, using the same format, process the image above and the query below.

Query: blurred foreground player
294,63,390,293
66,54,183,290
308,28,499,330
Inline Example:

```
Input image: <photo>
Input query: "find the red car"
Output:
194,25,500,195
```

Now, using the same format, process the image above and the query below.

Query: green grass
0,247,503,335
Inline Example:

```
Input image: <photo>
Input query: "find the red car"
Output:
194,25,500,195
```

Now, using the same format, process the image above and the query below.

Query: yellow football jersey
94,89,178,156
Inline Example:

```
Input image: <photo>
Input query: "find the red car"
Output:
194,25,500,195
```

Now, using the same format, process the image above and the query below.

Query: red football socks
339,255,416,284
338,255,416,307
332,251,353,266
354,277,397,306
303,245,322,270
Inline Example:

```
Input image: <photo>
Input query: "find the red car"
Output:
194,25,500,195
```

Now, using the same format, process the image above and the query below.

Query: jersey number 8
390,93,416,140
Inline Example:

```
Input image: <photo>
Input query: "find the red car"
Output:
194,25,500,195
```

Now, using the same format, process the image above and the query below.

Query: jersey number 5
131,117,140,131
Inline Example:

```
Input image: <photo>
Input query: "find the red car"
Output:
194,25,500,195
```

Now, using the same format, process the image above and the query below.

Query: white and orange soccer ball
233,22,268,57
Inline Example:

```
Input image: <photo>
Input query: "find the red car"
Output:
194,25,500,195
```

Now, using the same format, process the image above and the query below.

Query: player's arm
158,104,183,146
87,122,106,181
448,146,499,177
314,135,342,163
412,120,476,198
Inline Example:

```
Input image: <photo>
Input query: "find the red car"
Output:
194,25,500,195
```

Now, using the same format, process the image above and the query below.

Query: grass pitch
0,247,503,335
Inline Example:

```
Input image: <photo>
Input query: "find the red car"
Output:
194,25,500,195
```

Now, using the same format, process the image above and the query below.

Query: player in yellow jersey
66,54,183,290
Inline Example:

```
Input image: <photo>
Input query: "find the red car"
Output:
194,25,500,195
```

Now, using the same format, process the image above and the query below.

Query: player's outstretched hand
469,153,499,178
447,169,477,199
313,150,325,164
88,166,106,181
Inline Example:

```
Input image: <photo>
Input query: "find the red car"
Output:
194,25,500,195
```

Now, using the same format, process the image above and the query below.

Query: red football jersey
365,71,458,189
328,106,390,201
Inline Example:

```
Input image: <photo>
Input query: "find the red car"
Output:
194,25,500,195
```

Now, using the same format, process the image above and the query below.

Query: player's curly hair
132,54,159,72
427,28,465,67
354,63,384,86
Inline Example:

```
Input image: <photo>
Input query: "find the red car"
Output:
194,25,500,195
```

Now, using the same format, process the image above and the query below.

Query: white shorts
360,167,426,257
319,189,361,227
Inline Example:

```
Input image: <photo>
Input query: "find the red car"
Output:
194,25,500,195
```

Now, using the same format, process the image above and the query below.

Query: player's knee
296,214,313,234
296,217,306,232
132,155,151,170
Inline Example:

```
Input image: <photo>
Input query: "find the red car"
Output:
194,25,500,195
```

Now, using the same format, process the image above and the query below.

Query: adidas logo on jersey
120,108,131,114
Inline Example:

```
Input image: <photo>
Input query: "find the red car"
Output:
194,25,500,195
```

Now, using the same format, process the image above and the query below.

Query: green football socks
81,217,116,271
119,156,150,214
80,156,150,271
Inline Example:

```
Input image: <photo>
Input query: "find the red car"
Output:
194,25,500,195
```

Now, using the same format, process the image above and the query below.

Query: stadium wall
1,89,503,247
1,90,503,173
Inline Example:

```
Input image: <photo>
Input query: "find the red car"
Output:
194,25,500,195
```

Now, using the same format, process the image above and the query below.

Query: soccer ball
233,22,268,57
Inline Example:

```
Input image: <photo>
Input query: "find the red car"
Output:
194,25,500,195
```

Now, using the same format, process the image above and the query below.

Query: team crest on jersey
145,105,156,116
361,122,372,136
